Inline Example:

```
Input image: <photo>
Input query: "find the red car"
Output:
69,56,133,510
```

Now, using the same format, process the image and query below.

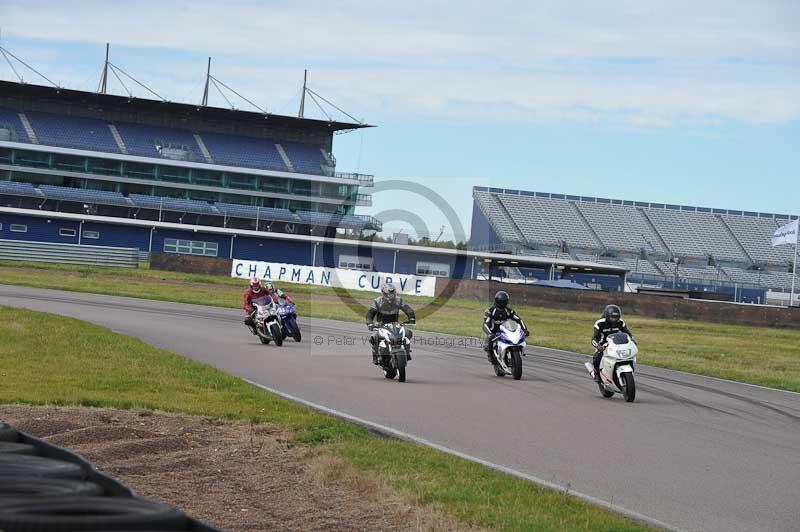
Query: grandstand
471,186,798,300
0,80,380,244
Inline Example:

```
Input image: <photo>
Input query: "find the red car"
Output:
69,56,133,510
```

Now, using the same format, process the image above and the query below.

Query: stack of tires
0,421,220,532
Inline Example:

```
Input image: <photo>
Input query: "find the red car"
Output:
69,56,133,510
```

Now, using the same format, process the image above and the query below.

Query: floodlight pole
298,69,307,118
201,57,211,106
100,43,109,94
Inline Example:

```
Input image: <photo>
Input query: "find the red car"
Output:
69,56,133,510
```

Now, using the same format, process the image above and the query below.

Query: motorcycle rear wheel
598,383,614,398
383,367,397,379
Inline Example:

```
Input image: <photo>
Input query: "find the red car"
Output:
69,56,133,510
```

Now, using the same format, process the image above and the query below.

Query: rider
483,290,529,363
591,304,635,382
264,282,293,304
243,276,266,335
365,283,416,365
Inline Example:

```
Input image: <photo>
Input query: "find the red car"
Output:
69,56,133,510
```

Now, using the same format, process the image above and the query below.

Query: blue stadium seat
39,185,129,207
114,122,201,160
281,141,326,175
26,111,119,154
201,132,287,171
0,180,38,197
0,107,29,142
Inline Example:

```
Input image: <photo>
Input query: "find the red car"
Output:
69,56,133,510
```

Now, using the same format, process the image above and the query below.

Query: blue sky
2,1,798,241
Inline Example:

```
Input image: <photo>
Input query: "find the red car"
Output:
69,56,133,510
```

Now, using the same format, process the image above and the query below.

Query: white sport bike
584,332,637,402
490,319,527,380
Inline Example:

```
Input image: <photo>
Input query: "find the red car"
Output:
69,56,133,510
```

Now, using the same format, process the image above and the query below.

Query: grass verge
0,306,653,532
1,260,799,392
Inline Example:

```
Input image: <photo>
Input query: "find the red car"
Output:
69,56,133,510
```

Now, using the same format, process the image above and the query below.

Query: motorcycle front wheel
510,348,522,380
270,323,283,346
622,372,636,402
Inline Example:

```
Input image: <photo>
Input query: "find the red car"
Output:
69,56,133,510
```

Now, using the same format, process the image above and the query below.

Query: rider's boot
372,344,380,365
593,352,603,383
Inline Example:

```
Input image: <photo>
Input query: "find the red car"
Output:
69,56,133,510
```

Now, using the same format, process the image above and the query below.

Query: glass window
59,228,77,237
338,255,373,271
82,230,100,239
416,261,450,277
163,238,218,257
9,224,27,233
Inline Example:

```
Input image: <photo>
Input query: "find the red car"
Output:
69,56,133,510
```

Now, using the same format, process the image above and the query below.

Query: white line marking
242,378,689,532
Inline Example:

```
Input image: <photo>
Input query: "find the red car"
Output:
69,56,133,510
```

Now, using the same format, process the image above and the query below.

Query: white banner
231,259,437,297
771,219,798,247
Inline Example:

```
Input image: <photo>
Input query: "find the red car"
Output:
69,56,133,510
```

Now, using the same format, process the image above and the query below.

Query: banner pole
791,224,798,307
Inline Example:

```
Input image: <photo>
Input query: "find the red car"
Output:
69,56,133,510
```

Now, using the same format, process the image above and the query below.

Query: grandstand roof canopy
0,80,373,133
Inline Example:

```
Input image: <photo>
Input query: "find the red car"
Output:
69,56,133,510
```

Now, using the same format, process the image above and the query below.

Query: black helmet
603,304,621,321
494,291,509,308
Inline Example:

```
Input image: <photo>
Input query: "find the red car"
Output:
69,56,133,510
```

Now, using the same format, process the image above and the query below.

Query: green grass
0,306,653,532
2,260,800,391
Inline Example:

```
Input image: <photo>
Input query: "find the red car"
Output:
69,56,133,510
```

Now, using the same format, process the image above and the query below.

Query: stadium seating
720,215,794,264
40,185,129,207
215,202,296,223
0,107,29,142
3,107,335,176
472,187,798,291
200,132,288,172
473,190,527,243
26,111,119,154
280,141,326,175
575,202,668,254
114,122,200,160
0,180,39,197
498,194,601,248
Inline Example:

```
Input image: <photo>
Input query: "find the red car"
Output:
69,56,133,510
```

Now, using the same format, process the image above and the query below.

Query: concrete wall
435,279,800,329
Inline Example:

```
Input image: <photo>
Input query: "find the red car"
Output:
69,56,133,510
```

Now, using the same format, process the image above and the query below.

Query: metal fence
0,239,140,268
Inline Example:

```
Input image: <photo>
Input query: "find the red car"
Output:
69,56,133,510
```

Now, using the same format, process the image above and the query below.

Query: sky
1,1,798,242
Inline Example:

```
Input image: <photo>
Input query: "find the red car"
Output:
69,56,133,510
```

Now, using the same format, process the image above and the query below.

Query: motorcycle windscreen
608,332,630,345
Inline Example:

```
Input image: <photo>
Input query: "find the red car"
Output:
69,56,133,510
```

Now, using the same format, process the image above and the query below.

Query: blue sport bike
276,297,302,342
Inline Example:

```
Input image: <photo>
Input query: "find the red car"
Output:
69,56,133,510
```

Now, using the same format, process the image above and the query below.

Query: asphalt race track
2,286,799,532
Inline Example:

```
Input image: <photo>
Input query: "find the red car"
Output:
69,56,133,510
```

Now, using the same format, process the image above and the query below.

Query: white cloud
2,0,799,125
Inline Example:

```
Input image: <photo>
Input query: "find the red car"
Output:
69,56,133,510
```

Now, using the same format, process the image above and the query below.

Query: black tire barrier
0,496,189,532
0,454,86,480
0,477,104,498
0,422,18,442
0,441,38,455
0,420,221,532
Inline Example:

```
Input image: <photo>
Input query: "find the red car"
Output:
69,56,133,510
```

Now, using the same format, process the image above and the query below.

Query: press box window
163,238,218,257
9,224,27,233
416,261,450,277
82,230,100,239
59,228,77,237
338,254,373,271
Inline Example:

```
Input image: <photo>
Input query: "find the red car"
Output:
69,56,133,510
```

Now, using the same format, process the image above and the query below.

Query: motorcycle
584,332,637,402
276,297,302,342
371,321,413,383
490,319,526,380
250,295,284,346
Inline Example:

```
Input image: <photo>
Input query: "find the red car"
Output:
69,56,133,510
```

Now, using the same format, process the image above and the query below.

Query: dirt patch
0,405,482,532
